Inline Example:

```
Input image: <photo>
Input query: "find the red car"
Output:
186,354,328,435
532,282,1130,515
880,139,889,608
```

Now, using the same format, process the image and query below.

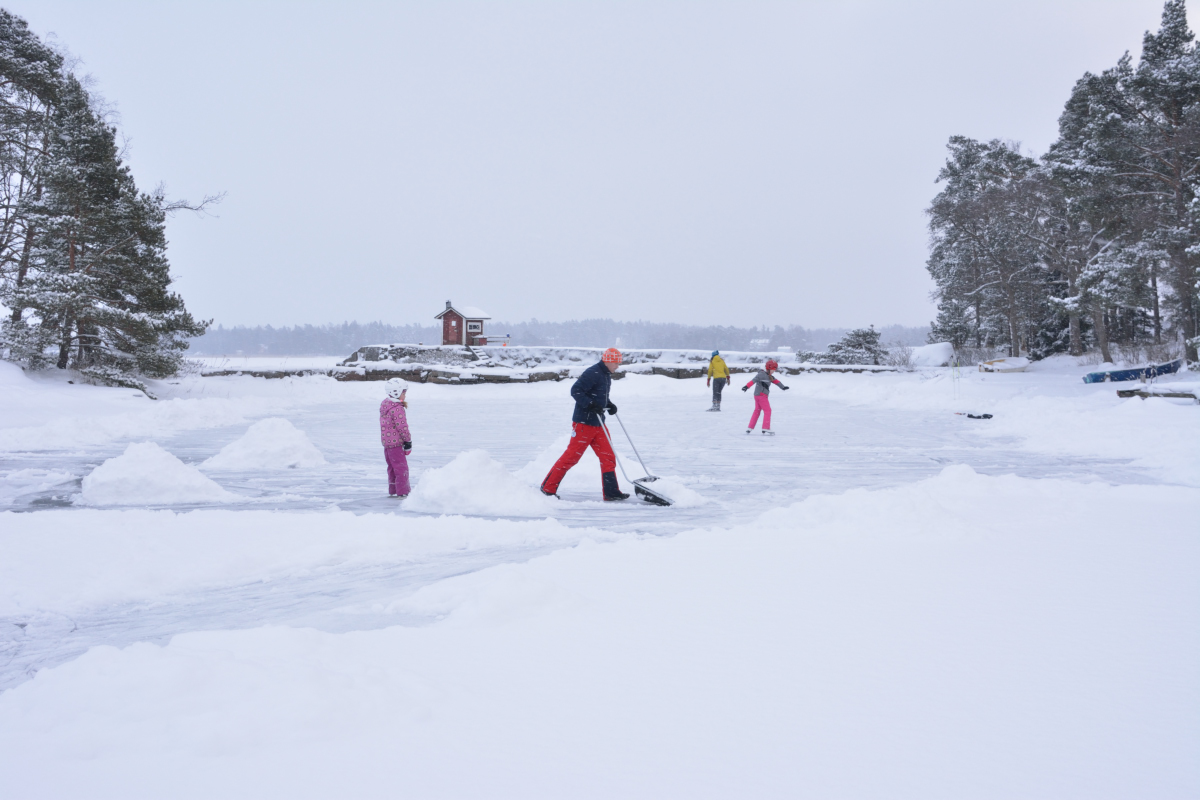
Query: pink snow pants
748,394,772,430
385,447,410,495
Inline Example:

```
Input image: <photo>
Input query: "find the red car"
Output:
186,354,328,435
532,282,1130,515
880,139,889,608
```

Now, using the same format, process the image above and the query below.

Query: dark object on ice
1117,387,1199,402
600,414,674,507
955,412,993,419
601,471,630,501
1083,359,1183,384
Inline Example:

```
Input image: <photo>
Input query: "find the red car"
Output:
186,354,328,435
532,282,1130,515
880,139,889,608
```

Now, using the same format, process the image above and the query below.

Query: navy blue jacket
570,361,612,426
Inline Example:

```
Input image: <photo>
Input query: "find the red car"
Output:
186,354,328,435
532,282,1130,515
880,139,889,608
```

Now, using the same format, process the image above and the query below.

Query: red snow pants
748,394,772,430
541,422,616,495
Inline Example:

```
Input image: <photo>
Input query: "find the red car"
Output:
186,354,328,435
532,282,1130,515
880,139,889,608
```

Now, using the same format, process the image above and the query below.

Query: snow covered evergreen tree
1046,0,1200,360
928,1,1200,363
822,326,886,365
0,11,207,392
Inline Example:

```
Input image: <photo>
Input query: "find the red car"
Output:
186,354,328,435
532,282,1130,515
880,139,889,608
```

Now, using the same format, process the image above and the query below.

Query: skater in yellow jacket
706,350,730,411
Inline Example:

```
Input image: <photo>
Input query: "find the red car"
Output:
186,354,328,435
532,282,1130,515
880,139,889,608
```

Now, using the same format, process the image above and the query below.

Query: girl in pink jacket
379,381,412,496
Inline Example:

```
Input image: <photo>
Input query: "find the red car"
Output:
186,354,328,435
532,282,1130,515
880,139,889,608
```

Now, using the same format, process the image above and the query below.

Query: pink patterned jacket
379,399,411,449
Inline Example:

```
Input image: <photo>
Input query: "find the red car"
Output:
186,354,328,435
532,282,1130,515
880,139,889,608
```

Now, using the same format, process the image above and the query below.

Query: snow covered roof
435,303,491,320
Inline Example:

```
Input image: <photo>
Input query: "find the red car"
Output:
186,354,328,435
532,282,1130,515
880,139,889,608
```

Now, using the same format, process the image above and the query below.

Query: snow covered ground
0,357,1196,798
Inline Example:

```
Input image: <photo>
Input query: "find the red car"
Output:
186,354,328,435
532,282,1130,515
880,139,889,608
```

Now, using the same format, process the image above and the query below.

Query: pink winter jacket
379,399,411,449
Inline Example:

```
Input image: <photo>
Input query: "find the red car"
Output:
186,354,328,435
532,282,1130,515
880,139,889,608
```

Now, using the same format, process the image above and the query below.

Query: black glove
781,385,790,391
402,441,412,453
589,403,606,415
741,386,748,392
606,401,618,415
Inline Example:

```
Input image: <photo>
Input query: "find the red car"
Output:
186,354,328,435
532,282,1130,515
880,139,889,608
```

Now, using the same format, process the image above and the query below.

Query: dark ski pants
711,378,727,406
385,446,410,495
541,422,616,496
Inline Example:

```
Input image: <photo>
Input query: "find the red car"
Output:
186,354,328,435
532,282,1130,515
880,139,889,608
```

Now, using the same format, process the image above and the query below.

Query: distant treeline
189,320,931,356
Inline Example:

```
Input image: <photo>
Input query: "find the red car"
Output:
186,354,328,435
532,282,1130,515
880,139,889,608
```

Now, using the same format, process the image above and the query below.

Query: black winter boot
601,471,629,501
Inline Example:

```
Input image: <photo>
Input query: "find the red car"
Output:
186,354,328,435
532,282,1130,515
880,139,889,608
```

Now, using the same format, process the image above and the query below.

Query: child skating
379,380,412,496
741,358,789,434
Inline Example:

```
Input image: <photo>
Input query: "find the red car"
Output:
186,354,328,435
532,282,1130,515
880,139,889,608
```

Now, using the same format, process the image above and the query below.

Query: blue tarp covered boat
1083,359,1184,384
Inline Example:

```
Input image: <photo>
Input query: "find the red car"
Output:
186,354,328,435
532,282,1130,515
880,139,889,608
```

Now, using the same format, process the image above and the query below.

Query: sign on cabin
435,300,491,346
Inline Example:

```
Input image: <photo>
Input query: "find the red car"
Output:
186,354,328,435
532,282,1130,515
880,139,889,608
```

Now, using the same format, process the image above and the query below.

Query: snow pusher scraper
600,413,673,507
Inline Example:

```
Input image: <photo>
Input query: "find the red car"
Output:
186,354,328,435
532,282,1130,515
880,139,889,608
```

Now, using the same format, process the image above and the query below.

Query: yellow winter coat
707,355,730,379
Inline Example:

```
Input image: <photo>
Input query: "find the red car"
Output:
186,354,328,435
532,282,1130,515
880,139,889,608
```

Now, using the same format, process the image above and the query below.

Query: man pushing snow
540,348,630,501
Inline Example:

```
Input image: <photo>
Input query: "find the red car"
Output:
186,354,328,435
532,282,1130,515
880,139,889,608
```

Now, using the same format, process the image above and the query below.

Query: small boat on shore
979,357,1030,373
1083,358,1184,384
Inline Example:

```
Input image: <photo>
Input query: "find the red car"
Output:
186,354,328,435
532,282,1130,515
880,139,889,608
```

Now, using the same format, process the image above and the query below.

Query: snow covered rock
80,442,237,506
201,418,326,471
910,342,955,367
407,449,555,516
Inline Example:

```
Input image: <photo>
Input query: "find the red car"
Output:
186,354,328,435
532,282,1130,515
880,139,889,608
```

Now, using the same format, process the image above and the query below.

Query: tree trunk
57,312,74,370
9,224,34,324
1092,304,1111,364
1066,265,1083,356
1150,262,1162,344
1068,313,1082,356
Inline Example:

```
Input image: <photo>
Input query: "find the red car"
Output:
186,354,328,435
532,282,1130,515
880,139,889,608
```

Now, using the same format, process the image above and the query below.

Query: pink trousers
385,447,410,495
748,394,772,430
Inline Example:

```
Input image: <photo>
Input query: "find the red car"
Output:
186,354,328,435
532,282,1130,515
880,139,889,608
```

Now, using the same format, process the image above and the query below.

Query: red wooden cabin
435,301,491,346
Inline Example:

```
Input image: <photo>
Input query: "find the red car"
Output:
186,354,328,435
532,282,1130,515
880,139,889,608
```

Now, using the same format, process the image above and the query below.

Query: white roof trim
436,305,491,320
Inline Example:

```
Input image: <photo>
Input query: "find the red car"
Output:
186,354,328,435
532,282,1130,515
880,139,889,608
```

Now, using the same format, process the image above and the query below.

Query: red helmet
602,347,622,365
765,359,779,371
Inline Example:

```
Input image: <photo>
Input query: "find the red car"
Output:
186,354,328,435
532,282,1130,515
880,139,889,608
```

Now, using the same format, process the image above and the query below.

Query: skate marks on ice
0,541,564,692
1,393,1158,521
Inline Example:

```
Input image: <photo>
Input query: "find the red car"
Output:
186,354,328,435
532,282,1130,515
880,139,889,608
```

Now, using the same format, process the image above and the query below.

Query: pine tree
1,13,208,392
823,326,886,365
1048,0,1200,360
926,137,1046,357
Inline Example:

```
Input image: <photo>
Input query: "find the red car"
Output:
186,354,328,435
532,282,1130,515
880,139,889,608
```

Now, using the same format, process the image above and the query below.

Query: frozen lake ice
0,359,1196,798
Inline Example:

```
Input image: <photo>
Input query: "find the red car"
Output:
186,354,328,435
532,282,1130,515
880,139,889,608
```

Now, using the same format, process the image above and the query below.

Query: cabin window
467,322,482,333
450,320,457,327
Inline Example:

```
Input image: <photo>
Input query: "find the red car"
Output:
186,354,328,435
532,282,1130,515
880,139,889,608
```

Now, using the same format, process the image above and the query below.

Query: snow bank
79,442,237,506
406,449,556,516
201,418,326,470
1,468,1195,798
0,510,593,617
910,341,954,367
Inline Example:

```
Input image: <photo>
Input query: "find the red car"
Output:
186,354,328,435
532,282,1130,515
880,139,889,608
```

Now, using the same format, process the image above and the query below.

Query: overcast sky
7,1,1191,329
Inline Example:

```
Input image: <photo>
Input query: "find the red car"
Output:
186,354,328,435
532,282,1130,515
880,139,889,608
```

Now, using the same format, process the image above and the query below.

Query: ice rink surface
0,358,1196,798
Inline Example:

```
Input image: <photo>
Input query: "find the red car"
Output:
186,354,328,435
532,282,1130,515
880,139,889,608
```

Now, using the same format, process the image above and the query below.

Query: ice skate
762,429,775,436
746,428,753,434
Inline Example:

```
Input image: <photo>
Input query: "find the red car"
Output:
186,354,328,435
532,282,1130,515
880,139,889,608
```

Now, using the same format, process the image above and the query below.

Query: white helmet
385,380,406,401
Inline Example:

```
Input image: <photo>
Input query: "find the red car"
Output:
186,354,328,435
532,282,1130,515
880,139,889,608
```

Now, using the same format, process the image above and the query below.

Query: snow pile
910,341,954,367
406,449,555,516
79,442,238,506
201,418,326,470
514,435,643,493
1,468,1195,797
0,468,75,504
513,434,706,506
